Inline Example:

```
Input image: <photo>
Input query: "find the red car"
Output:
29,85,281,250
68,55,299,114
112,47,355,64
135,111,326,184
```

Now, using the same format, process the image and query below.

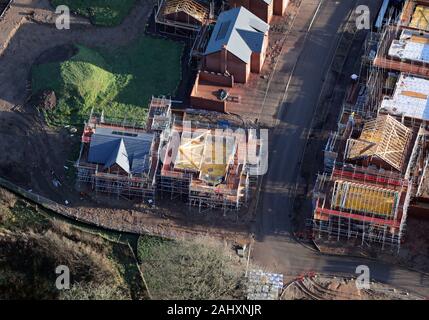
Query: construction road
252,0,429,297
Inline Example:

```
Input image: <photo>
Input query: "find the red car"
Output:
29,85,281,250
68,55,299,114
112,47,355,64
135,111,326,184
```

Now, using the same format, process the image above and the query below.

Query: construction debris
246,270,283,300
281,275,422,300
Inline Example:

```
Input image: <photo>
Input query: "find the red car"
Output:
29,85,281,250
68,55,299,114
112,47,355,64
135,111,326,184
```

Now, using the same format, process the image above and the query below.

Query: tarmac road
252,0,429,297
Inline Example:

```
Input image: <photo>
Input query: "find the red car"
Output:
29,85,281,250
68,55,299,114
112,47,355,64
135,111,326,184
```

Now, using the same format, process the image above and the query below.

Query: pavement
252,0,429,297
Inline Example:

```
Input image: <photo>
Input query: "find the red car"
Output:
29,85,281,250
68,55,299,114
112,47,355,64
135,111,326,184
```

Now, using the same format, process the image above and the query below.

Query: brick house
203,6,269,83
228,0,289,22
229,0,273,23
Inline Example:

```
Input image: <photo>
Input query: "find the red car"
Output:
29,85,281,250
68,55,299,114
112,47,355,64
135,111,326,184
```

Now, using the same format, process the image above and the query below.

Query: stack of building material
247,270,283,300
388,29,429,63
381,73,429,121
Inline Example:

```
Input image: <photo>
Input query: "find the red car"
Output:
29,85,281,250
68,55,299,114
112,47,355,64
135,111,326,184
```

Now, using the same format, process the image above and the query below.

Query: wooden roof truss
162,0,209,24
345,115,412,171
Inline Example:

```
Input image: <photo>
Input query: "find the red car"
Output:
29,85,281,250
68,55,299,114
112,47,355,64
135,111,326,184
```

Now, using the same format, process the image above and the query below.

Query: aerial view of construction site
1,0,429,305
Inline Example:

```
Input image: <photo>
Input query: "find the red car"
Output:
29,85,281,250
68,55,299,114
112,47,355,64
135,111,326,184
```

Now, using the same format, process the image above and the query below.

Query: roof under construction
409,5,429,30
174,130,236,185
332,180,399,217
175,131,207,172
345,115,412,171
161,0,210,25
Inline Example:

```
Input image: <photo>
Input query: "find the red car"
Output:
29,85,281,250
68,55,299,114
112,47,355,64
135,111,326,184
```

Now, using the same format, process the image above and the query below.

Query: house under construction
155,0,216,35
311,1,429,250
75,97,262,214
76,112,160,202
313,114,415,250
159,128,249,213
158,108,262,213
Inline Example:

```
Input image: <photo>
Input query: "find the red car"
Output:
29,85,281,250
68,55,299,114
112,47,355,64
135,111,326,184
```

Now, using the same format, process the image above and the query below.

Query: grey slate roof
104,138,130,173
204,7,269,63
88,127,154,174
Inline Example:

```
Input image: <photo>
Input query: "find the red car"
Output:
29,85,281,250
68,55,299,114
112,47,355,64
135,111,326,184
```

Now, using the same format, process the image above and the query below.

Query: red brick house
229,0,289,22
203,7,269,83
273,0,289,15
229,0,273,23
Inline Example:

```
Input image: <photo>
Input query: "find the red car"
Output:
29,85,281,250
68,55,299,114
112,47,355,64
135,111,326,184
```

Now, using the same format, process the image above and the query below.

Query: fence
0,175,251,241
0,176,159,236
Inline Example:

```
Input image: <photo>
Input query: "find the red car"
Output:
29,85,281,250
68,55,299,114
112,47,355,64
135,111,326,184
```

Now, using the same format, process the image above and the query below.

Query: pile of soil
35,90,57,110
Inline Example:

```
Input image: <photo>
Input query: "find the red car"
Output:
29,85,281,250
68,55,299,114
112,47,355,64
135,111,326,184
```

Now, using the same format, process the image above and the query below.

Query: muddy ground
0,0,154,200
282,275,423,300
0,0,257,243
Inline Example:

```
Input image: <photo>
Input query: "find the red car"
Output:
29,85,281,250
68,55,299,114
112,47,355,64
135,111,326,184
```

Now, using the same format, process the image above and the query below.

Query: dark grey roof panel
88,128,154,174
104,138,131,174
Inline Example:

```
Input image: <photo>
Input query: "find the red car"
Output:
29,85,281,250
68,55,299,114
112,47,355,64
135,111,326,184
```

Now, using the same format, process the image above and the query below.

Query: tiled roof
88,127,154,174
204,7,269,63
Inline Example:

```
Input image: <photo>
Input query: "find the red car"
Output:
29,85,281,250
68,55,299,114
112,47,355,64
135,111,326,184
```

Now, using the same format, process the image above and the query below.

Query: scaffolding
312,2,429,250
76,112,159,202
146,96,172,132
158,117,255,214
312,162,409,250
155,0,215,37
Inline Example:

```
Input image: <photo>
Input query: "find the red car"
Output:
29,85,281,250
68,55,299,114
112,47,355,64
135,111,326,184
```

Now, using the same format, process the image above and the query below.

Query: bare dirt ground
0,0,154,196
0,0,255,243
281,274,423,300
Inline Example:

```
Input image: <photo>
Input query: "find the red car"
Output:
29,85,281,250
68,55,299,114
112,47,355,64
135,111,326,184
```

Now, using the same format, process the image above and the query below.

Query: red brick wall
205,51,222,73
226,52,249,83
190,72,232,112
199,71,234,87
250,33,268,73
229,0,273,23
273,0,289,16
204,49,249,83
190,96,226,112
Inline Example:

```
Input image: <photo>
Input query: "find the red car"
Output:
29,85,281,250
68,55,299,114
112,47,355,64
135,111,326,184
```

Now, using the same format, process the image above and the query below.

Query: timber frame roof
345,115,412,171
161,0,210,24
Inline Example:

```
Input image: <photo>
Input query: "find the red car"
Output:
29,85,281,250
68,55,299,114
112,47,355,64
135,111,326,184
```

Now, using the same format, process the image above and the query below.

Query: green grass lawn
50,0,136,26
32,37,183,126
